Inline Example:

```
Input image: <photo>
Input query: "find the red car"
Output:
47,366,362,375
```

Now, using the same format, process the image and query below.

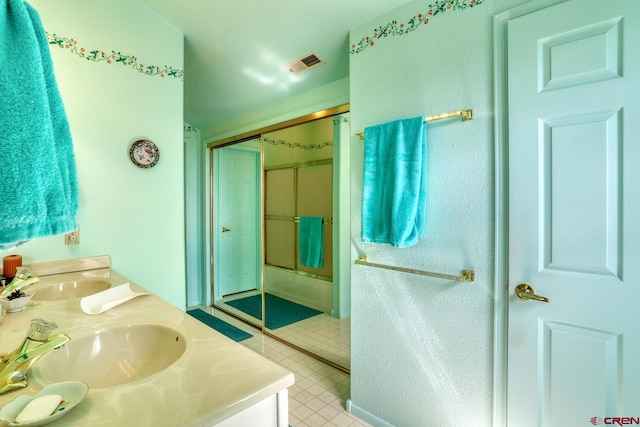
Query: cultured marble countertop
0,258,294,426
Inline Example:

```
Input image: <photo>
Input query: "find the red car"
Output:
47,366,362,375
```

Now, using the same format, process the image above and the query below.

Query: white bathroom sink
32,324,186,388
32,279,112,301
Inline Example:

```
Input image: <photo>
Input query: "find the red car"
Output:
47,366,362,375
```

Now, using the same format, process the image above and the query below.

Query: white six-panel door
215,146,260,298
507,0,640,425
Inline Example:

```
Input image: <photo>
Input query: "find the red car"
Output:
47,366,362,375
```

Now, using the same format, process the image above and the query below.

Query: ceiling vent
285,51,325,75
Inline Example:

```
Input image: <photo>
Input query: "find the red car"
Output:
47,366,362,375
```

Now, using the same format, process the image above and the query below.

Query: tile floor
268,312,350,370
195,306,370,427
218,293,351,369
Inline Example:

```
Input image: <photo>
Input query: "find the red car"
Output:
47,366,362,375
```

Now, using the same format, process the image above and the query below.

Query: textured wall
348,0,524,425
2,0,185,308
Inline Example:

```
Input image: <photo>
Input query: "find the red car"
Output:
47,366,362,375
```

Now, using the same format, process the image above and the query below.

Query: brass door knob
515,283,549,303
221,227,231,233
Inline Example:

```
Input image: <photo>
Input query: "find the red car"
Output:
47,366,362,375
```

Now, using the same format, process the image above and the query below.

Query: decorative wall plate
129,139,159,168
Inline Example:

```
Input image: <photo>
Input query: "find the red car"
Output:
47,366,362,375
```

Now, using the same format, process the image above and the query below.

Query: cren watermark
590,417,640,425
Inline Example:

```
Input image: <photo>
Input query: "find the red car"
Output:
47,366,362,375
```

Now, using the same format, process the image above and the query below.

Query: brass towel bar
354,255,475,282
354,109,474,139
265,215,333,225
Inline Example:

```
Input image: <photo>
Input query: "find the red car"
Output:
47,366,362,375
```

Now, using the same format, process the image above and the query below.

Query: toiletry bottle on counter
2,254,22,282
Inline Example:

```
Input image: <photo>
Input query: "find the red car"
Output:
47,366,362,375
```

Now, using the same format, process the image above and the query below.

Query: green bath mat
226,293,322,330
187,309,252,342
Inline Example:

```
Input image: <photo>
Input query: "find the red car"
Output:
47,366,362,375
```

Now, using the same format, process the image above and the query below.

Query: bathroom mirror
208,105,351,371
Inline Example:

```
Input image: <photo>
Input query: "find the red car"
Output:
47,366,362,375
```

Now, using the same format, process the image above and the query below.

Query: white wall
1,0,185,308
347,0,525,425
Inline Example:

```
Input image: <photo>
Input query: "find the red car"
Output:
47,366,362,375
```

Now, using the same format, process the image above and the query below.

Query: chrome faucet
1,266,39,296
0,318,70,395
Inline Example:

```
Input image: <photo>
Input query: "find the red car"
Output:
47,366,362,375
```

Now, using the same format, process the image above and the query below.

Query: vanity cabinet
212,390,288,427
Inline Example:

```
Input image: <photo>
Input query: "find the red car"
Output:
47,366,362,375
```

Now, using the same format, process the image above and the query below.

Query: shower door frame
264,159,334,281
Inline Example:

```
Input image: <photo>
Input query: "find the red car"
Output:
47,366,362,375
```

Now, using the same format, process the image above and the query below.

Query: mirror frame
207,105,349,149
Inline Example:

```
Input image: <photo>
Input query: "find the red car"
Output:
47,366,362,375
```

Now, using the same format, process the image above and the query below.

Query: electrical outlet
64,229,80,245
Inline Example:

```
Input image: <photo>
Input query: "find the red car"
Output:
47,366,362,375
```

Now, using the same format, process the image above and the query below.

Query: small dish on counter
0,292,33,313
0,381,88,427
80,283,149,315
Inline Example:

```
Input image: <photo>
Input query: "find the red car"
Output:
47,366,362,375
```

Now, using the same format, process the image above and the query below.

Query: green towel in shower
299,216,324,269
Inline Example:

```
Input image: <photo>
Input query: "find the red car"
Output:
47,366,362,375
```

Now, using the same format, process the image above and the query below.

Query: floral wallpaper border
351,0,485,55
263,115,348,150
334,115,350,126
263,137,333,151
46,33,184,80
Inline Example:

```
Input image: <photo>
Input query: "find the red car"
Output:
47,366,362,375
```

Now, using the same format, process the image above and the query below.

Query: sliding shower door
264,163,333,285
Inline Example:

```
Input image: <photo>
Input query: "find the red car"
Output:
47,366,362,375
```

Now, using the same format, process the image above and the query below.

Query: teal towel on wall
299,216,324,268
361,116,427,248
0,0,78,248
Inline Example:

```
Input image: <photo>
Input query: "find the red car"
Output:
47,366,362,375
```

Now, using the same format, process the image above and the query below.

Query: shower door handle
221,227,231,233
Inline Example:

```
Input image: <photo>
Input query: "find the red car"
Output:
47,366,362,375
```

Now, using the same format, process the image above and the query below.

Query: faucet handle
27,319,58,341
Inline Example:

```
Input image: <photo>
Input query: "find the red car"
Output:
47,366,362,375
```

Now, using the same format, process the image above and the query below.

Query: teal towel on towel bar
361,116,427,248
299,216,324,268
0,0,78,248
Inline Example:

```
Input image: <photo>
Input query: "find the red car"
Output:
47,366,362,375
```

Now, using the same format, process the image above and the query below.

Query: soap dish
0,381,88,426
80,283,150,315
0,293,33,313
